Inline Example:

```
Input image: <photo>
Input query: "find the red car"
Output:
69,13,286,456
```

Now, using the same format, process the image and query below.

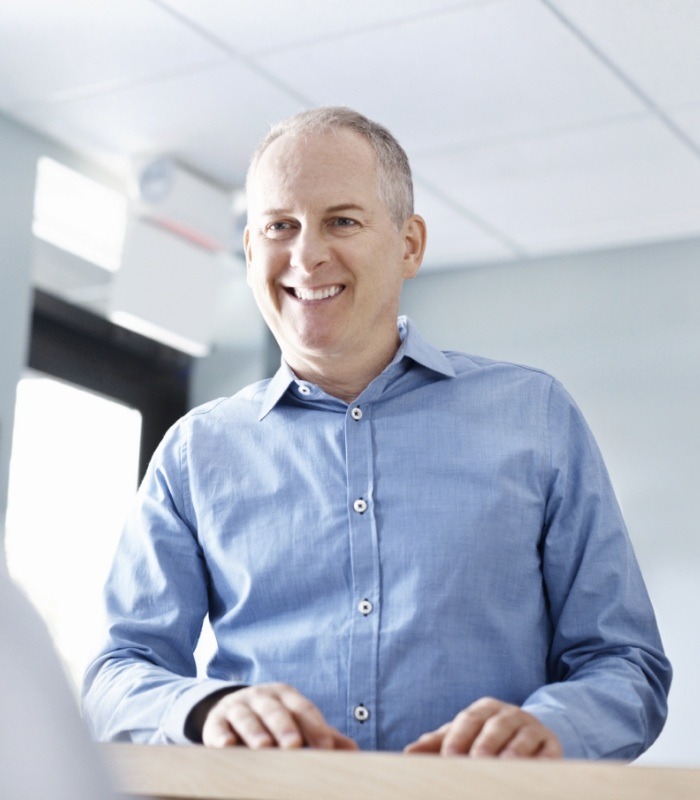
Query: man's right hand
201,683,359,750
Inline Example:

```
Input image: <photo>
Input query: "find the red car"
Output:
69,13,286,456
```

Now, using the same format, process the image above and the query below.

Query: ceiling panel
2,0,700,281
413,184,518,269
158,0,485,55
255,0,646,156
13,61,304,185
412,115,700,255
550,0,700,108
668,103,700,152
0,0,225,109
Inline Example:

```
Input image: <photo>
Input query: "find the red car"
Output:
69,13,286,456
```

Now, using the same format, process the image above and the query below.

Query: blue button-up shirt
83,318,670,759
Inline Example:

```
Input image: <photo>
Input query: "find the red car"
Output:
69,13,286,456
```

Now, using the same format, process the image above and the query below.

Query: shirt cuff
521,702,587,759
162,680,245,744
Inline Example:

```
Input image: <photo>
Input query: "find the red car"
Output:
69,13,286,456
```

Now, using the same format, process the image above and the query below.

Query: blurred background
1,0,698,765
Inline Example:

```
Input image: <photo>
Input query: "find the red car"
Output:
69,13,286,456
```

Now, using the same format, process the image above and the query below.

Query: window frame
28,289,191,482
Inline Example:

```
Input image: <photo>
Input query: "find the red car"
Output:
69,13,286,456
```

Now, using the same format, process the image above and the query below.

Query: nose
289,226,330,273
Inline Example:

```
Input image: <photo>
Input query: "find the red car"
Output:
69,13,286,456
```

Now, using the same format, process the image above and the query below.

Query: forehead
248,129,381,211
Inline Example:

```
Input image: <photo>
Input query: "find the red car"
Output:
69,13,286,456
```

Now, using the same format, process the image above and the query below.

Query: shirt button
358,599,373,615
351,406,363,420
298,384,311,395
354,704,370,723
353,498,367,514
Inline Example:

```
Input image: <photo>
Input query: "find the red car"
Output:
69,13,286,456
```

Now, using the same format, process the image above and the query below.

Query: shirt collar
258,316,455,420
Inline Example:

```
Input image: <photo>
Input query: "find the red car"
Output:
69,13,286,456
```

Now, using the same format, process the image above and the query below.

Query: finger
224,701,280,749
202,715,239,747
246,692,306,749
468,712,523,757
273,686,340,749
404,725,450,754
496,725,550,758
471,708,561,759
273,686,358,750
201,710,240,748
441,701,502,756
329,731,360,750
537,736,564,759
500,729,563,759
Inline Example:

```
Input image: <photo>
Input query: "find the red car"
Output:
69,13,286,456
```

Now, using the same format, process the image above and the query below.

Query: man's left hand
404,697,563,758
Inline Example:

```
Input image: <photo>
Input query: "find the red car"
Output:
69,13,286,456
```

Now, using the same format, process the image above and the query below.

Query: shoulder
181,379,272,426
153,380,273,460
442,349,558,391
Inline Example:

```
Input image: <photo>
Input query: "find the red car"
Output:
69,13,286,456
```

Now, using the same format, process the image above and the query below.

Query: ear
243,226,253,287
401,214,427,279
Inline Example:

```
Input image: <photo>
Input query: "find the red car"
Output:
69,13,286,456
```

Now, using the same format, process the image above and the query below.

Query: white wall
401,238,700,766
0,114,138,544
0,114,41,536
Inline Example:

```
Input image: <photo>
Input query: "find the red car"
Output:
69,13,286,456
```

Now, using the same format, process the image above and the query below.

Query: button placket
344,400,378,749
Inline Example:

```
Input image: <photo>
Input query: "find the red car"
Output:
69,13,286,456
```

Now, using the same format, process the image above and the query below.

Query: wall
0,114,42,538
401,238,700,766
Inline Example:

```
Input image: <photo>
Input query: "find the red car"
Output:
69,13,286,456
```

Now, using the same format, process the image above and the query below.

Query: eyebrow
260,203,367,217
326,203,366,214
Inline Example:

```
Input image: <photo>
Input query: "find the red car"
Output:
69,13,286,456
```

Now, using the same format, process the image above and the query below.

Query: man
84,107,671,759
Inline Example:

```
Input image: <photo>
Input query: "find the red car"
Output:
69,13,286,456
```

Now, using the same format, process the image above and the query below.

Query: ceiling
3,0,700,273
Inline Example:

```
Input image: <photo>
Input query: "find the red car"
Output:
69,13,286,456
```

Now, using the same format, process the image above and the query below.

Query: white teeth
293,285,342,301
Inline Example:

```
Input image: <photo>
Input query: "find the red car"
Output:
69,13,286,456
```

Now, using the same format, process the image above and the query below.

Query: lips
291,285,344,301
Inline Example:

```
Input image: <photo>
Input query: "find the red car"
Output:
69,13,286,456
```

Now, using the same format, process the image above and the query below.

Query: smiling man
84,107,671,760
244,122,424,404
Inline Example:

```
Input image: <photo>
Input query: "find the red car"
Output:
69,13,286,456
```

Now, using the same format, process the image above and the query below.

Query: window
4,290,192,692
5,374,142,690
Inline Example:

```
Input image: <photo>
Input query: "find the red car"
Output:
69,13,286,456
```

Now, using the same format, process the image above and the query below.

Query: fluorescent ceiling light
33,157,127,272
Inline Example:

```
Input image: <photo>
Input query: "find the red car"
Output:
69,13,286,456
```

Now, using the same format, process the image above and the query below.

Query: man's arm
409,379,670,760
82,423,239,744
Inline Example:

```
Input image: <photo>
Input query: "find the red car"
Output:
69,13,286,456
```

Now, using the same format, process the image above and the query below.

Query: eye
331,217,358,229
264,220,296,238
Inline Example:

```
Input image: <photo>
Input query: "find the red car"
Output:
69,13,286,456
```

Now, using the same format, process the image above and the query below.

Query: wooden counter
105,743,700,800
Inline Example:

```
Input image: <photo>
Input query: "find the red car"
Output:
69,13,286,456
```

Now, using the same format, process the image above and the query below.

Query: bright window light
5,373,142,693
33,156,127,272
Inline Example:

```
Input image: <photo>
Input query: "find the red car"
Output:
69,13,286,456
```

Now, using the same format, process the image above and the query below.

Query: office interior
1,0,699,771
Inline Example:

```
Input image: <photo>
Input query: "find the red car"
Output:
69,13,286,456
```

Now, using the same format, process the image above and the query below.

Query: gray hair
246,106,414,230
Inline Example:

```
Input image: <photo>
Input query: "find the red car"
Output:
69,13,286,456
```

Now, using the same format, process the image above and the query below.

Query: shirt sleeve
521,379,672,759
81,420,241,744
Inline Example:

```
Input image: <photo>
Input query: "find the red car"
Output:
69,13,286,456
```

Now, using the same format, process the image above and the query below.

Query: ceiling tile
13,62,304,186
550,0,700,108
254,0,645,155
413,184,518,270
158,0,485,55
668,103,700,151
0,0,226,109
412,115,700,255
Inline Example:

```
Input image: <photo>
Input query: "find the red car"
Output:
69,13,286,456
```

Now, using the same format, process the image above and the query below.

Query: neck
286,337,401,404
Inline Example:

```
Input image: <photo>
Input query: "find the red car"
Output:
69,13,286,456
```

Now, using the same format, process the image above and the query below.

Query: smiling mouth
288,285,344,301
